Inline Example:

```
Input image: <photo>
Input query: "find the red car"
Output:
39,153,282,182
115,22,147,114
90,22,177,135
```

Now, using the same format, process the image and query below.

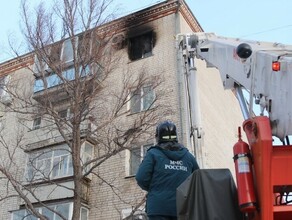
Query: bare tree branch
0,0,173,219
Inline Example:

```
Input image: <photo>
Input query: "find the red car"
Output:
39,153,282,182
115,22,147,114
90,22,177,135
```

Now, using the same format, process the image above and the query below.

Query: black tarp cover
177,169,243,220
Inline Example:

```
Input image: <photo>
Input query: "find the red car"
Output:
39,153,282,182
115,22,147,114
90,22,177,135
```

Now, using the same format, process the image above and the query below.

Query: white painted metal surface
183,32,292,140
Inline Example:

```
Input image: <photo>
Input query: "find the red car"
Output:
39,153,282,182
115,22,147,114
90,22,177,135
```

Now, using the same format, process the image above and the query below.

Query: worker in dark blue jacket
136,120,200,220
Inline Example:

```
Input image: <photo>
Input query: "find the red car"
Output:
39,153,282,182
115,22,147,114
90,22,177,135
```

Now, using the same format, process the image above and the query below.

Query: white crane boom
180,32,292,140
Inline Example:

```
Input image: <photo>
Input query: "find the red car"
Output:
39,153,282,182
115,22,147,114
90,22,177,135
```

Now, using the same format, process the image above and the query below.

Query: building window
81,142,94,176
42,203,70,219
129,144,151,176
61,38,76,63
78,32,92,59
130,85,155,113
0,75,10,96
33,65,92,93
26,144,73,181
36,33,95,70
80,207,89,220
49,42,62,64
12,209,38,220
129,32,153,61
58,108,71,119
11,202,89,220
32,117,41,130
25,142,93,182
122,208,147,220
34,55,48,74
0,75,12,104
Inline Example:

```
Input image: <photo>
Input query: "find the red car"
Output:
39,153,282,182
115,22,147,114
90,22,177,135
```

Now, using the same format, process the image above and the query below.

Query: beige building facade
0,0,244,219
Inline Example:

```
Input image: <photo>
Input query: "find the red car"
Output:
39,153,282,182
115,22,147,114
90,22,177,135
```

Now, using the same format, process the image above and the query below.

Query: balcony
33,65,91,103
25,119,97,151
21,179,90,204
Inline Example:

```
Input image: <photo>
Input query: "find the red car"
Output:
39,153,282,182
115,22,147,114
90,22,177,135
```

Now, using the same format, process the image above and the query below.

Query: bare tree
0,0,173,219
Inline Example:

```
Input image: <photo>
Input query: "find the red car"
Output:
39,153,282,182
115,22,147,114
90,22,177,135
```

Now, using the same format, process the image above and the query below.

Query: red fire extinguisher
233,127,257,213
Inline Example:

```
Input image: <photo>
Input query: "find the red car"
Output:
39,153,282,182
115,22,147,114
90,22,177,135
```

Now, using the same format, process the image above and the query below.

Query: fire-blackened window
129,32,153,61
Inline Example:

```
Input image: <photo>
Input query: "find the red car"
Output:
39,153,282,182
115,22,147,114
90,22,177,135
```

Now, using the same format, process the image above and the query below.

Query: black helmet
156,120,178,144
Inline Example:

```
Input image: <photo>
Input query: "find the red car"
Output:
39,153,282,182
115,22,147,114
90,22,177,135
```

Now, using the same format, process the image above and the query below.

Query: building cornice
97,0,202,34
0,0,202,73
179,0,203,32
0,53,33,76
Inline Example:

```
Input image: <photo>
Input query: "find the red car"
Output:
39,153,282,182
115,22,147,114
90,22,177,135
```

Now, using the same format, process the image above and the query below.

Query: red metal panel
272,146,292,186
242,116,292,220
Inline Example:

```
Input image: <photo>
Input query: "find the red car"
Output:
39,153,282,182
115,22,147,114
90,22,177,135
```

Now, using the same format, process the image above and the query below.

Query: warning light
272,61,281,71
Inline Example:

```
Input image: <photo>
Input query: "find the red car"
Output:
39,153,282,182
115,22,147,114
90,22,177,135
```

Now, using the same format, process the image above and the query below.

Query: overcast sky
1,0,292,62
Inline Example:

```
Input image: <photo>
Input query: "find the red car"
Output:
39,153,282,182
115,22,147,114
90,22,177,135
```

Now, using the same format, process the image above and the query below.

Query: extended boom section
185,32,292,140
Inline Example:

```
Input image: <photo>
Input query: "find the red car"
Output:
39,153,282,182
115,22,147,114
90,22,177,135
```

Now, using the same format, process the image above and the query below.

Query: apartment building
0,0,244,219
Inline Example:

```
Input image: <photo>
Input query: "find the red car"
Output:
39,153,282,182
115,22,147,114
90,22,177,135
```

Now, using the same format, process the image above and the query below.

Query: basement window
129,32,153,61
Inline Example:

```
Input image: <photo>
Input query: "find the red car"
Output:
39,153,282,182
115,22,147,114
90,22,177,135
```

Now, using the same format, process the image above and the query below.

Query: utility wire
240,24,292,39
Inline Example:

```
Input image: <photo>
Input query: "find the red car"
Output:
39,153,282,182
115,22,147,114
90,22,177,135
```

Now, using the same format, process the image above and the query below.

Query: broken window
129,32,153,61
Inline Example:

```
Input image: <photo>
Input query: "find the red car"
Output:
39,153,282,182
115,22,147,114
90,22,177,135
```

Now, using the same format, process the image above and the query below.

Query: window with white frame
122,208,147,220
12,208,38,220
33,65,92,93
130,85,155,113
32,117,41,130
11,202,89,220
49,42,63,64
33,49,50,74
25,142,94,182
78,32,92,59
128,144,152,176
33,32,97,75
80,207,89,220
58,108,71,120
0,75,12,104
61,38,76,63
42,203,70,220
25,144,73,181
0,75,10,96
81,142,94,176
